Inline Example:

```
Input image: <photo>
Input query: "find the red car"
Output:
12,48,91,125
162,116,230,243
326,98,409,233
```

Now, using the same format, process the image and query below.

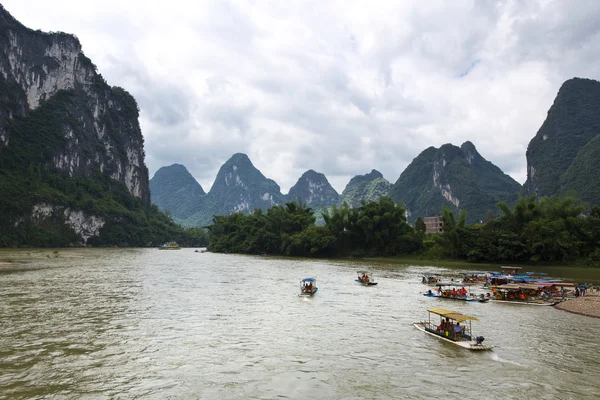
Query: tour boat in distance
158,242,180,250
299,278,318,296
488,283,566,306
424,284,489,303
356,271,378,286
413,308,493,351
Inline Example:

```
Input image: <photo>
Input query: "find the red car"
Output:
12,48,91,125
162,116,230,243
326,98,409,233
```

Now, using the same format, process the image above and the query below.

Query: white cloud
4,0,600,192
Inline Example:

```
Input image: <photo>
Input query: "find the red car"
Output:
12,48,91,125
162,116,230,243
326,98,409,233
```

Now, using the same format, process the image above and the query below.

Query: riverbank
555,292,600,319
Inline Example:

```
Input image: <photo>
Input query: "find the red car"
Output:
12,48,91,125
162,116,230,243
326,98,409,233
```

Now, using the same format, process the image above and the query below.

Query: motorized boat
299,278,318,296
356,271,378,286
413,307,493,351
158,242,180,250
487,284,565,306
424,284,489,303
422,274,440,284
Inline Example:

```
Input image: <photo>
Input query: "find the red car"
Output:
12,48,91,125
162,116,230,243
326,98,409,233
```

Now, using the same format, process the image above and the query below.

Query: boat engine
475,336,485,345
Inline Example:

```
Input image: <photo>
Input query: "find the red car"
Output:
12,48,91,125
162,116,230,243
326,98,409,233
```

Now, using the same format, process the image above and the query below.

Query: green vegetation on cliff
339,169,392,208
0,87,207,247
390,142,521,224
523,77,600,205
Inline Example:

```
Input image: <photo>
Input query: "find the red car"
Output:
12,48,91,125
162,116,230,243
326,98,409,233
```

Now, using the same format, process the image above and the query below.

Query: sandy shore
555,293,600,319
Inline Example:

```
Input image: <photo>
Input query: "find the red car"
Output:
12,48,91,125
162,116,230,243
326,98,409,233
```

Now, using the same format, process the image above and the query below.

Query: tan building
424,216,443,233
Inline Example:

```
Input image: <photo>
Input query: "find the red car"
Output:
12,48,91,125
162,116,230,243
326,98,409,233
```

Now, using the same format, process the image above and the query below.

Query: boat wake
489,353,526,367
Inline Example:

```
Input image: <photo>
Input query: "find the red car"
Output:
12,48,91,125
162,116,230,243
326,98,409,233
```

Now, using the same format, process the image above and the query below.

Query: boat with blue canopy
413,308,493,351
424,284,489,303
356,271,378,286
299,278,318,296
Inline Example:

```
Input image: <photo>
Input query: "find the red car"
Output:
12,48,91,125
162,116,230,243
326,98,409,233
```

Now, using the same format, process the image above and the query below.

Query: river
1,249,599,399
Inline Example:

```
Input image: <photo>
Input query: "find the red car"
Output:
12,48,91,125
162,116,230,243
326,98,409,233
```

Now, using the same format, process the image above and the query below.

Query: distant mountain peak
288,170,339,209
150,164,206,221
340,169,391,208
391,142,520,224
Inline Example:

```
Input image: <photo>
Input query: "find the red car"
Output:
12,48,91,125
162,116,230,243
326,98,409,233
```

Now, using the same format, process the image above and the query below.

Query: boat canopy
427,308,478,323
301,277,316,283
500,266,523,270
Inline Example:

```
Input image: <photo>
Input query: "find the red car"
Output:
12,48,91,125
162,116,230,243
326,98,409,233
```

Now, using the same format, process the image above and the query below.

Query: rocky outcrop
0,5,149,203
25,203,105,244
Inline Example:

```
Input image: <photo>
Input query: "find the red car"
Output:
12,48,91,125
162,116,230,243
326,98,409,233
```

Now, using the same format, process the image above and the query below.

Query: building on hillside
424,216,443,233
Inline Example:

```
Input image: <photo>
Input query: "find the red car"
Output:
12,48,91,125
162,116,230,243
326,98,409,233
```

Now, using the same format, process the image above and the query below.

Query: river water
1,249,599,399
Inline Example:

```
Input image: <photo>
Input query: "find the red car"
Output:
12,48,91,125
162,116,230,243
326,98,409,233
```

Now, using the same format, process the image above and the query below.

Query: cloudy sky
5,0,600,192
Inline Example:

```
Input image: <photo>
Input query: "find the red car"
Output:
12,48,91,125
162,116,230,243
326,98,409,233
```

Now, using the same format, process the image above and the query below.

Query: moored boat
424,284,489,303
356,271,378,286
299,278,318,296
158,241,180,250
488,284,564,306
413,308,493,351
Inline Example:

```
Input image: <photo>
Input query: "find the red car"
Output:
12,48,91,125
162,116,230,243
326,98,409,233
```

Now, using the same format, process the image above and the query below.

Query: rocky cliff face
523,78,600,204
287,170,339,210
0,5,149,203
339,169,392,208
391,142,521,224
150,164,206,222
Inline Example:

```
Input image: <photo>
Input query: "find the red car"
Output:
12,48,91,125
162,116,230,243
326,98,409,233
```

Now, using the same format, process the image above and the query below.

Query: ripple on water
1,249,600,399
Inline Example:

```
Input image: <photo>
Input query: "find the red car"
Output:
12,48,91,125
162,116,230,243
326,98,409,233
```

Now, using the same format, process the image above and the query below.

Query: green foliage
434,196,597,264
208,197,420,257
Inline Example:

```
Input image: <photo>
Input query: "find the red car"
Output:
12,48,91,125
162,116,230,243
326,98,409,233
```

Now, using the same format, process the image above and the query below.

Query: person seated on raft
437,318,450,332
454,322,463,338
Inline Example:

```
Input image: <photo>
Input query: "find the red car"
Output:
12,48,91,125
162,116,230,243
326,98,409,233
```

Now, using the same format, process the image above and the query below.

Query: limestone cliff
390,142,521,224
0,5,149,203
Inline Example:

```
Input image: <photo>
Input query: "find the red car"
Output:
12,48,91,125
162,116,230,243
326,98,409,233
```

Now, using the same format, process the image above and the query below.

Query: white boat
413,308,493,351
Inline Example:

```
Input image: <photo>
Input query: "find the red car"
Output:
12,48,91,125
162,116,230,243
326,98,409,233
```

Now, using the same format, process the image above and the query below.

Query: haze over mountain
150,164,205,222
390,141,522,224
523,78,600,205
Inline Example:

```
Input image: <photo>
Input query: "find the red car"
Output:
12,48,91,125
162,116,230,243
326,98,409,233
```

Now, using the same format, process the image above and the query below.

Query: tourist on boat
437,286,442,294
454,323,462,337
